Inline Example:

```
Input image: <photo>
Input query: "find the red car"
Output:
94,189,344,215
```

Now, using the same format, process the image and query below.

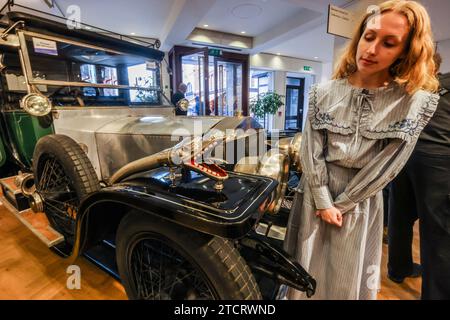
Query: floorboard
0,198,421,300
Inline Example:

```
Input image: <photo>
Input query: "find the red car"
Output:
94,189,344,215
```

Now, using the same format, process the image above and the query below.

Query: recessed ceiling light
131,32,136,35
277,53,281,56
203,24,209,27
314,56,319,59
241,31,246,34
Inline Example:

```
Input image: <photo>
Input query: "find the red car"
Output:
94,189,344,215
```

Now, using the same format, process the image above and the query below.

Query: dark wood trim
242,56,249,116
215,59,219,116
203,52,210,116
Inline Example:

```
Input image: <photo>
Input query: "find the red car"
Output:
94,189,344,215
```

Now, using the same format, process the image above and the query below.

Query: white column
272,71,287,130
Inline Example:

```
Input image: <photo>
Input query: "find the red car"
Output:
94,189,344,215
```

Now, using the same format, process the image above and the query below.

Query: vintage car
0,9,315,300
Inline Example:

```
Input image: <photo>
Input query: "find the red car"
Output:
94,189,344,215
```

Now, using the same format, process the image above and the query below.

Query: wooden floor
378,222,421,300
0,198,420,300
0,198,127,300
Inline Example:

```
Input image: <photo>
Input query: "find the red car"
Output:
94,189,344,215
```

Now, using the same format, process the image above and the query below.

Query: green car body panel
0,136,6,167
3,111,54,167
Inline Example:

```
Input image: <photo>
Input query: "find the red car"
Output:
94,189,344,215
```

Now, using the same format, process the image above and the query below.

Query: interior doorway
284,77,305,131
180,47,209,116
214,58,243,116
169,46,249,116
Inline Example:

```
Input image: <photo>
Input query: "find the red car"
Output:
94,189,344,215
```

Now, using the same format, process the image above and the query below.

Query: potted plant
250,91,284,129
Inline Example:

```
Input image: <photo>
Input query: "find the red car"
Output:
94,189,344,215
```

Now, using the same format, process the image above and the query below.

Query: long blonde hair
332,0,439,94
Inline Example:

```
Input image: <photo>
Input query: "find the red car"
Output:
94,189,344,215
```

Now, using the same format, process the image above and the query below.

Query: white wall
250,53,322,76
272,70,287,130
321,62,333,83
250,53,322,130
437,39,450,74
332,36,349,75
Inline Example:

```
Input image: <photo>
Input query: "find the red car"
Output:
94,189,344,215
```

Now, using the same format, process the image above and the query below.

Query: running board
0,176,64,247
0,176,30,211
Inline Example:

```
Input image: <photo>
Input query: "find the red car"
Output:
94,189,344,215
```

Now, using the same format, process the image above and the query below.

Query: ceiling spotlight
203,24,209,27
314,56,319,59
44,0,65,17
277,53,281,56
43,0,54,8
131,32,136,35
241,31,246,34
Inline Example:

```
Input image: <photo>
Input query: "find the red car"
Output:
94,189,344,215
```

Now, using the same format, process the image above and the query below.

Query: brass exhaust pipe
109,148,172,185
14,172,35,196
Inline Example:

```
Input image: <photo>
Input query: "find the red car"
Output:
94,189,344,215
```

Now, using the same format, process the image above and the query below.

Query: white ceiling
265,23,336,61
8,0,450,63
198,0,308,37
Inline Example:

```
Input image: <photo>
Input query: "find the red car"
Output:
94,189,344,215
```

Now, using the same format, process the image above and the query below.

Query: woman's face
356,11,410,78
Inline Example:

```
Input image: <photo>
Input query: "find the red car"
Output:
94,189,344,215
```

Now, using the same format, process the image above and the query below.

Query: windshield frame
17,30,162,93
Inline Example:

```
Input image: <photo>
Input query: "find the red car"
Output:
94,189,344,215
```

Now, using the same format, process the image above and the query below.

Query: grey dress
284,78,439,300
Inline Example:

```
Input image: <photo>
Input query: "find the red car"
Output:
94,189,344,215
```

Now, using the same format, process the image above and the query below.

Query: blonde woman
284,0,440,300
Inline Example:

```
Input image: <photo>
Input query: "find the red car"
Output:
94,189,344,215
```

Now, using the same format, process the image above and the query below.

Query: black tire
33,134,100,240
116,211,262,300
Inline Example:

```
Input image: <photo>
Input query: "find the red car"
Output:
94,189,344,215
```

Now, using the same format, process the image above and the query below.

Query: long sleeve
300,118,334,210
333,138,416,214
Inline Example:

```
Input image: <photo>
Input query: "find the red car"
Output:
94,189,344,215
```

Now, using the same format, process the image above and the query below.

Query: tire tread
116,211,262,300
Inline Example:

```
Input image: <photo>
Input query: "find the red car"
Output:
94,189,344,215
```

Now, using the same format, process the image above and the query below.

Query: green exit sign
303,66,312,71
208,48,223,57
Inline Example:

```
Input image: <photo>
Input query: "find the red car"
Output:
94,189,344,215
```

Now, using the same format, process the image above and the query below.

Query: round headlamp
176,98,189,112
20,93,52,117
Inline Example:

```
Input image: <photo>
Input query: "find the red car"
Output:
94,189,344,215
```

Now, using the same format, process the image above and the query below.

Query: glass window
127,63,157,103
285,77,305,131
80,64,96,83
249,69,274,128
217,60,242,117
181,53,205,115
80,64,119,96
286,77,301,86
22,33,162,106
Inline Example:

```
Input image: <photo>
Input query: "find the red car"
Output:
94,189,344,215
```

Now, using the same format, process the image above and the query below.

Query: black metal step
0,176,64,247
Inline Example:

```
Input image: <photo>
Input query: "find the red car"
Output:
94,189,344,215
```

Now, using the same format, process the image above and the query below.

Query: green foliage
250,91,284,118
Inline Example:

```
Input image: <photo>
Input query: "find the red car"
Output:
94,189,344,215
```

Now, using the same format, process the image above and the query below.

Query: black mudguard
68,167,277,258
239,233,316,298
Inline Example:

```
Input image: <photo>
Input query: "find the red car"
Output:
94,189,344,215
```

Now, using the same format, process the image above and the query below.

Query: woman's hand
315,207,343,227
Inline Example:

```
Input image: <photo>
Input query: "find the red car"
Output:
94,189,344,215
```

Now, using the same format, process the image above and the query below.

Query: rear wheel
116,211,262,300
33,134,99,241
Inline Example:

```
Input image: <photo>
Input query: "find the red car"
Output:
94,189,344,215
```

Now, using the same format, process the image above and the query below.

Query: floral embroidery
314,108,335,125
363,92,439,142
387,118,420,136
307,80,439,142
310,85,352,131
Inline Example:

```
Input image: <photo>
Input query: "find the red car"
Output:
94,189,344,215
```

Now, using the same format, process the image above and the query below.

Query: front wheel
33,134,100,241
116,211,262,300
